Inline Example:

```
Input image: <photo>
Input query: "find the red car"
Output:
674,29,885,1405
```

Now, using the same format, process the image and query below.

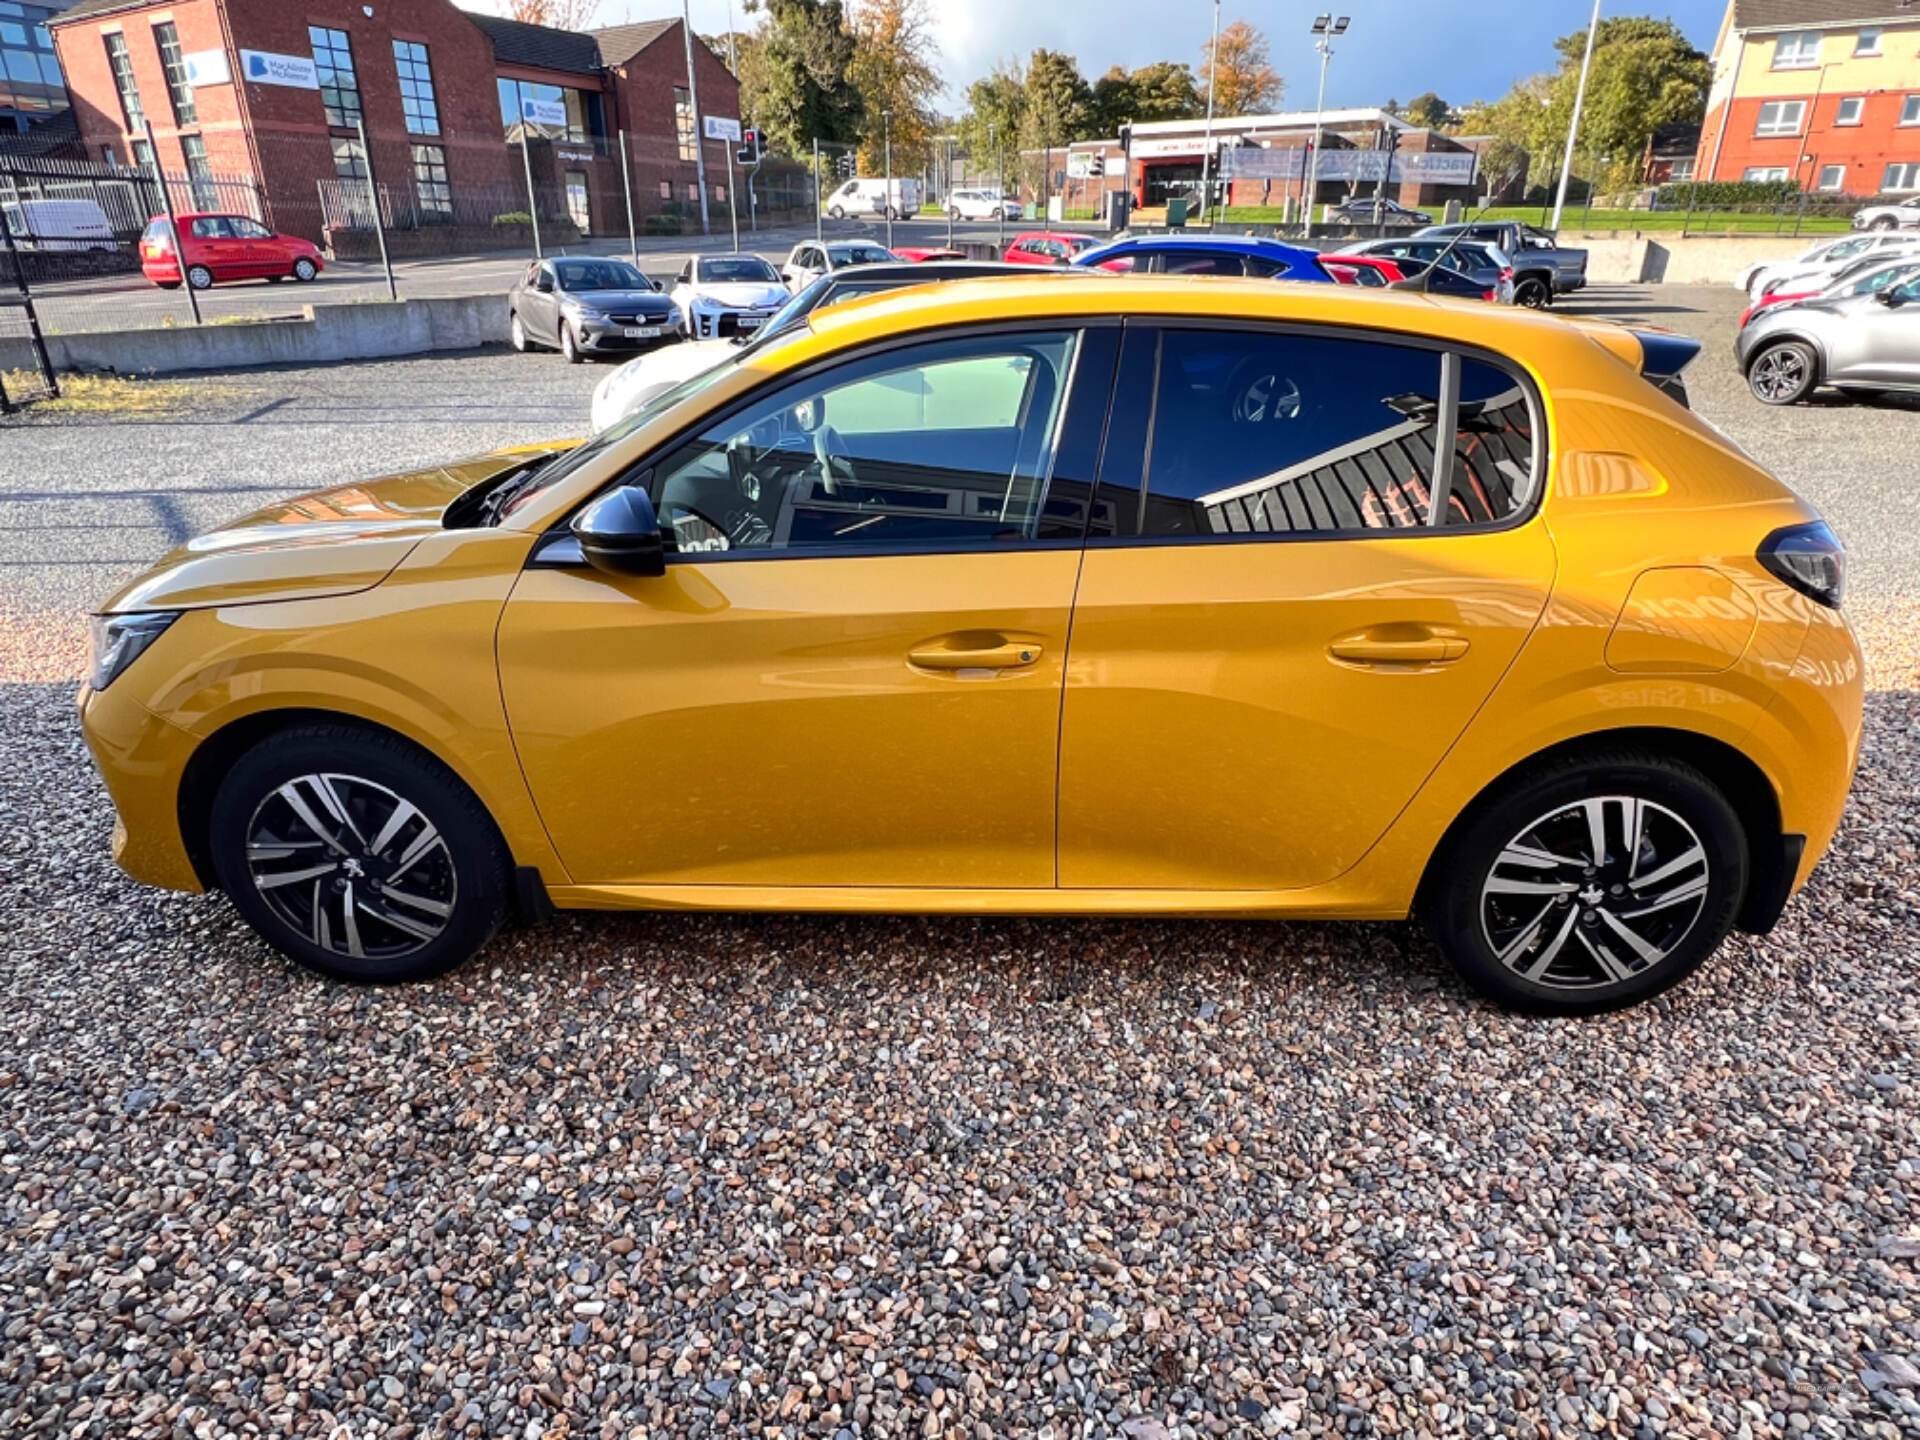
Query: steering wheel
1228,362,1303,424
813,424,854,494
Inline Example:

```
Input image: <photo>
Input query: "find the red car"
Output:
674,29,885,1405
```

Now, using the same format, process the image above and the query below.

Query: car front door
186,216,241,278
497,324,1118,889
1829,277,1920,385
525,261,562,341
1056,321,1556,892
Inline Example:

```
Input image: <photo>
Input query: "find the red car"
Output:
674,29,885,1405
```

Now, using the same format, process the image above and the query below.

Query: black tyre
1424,750,1748,1015
1748,340,1819,405
1871,216,1896,231
829,204,845,219
209,723,511,983
293,257,318,281
1513,276,1552,309
186,264,215,290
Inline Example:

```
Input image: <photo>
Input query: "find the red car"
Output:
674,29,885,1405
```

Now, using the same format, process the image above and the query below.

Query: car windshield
702,257,780,283
556,259,650,291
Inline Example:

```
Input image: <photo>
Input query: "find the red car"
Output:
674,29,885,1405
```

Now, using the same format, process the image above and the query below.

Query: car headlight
567,302,607,321
88,611,177,691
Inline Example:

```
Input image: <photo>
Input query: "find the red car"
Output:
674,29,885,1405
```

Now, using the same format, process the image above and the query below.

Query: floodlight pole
681,0,711,235
991,122,1005,249
884,109,894,250
1199,0,1220,222
1549,0,1603,232
1304,18,1348,234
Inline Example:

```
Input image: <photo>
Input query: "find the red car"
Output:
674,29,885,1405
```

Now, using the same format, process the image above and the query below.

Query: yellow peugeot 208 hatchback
80,278,1862,1013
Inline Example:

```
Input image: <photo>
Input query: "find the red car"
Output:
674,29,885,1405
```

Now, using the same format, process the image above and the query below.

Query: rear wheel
1513,276,1551,309
1748,340,1819,405
292,257,318,281
829,204,845,219
186,264,214,290
1424,751,1747,1014
209,724,511,984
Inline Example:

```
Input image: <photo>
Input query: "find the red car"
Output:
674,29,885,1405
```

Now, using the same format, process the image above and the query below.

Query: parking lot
2,284,1918,1439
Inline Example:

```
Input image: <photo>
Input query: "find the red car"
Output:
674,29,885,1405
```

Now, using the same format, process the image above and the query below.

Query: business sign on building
1220,146,1476,186
702,115,743,143
1130,136,1207,159
520,96,568,128
183,49,231,87
239,50,319,89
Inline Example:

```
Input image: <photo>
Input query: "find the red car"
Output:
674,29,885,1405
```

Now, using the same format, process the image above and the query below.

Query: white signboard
183,48,231,87
1066,151,1098,179
703,115,742,143
239,50,319,89
519,96,569,128
1131,136,1207,159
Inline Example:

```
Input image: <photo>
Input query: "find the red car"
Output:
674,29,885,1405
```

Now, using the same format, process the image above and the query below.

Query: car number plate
737,315,763,330
623,326,662,338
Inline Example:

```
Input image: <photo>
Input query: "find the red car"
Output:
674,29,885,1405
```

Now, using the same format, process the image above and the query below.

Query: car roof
1087,233,1317,258
827,261,1095,286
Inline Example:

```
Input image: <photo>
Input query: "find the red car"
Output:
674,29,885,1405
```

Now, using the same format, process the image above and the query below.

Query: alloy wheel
1479,796,1710,993
245,772,456,962
294,258,317,281
1751,345,1808,402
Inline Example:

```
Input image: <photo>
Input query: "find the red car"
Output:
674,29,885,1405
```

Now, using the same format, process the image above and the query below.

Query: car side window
1242,256,1291,279
647,330,1082,556
189,217,230,239
231,218,273,239
1158,251,1244,276
1091,327,1539,539
678,262,693,283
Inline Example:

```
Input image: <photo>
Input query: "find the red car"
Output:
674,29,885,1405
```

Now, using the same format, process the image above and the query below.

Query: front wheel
1748,340,1818,405
292,257,318,281
509,311,531,352
561,323,583,363
1424,751,1747,1014
186,264,214,290
209,723,512,983
828,205,845,219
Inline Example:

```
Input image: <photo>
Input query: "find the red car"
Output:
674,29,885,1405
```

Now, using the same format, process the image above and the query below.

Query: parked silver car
1737,270,1920,404
1852,196,1920,232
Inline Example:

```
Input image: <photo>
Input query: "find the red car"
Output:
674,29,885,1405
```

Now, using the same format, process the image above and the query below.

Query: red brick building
46,0,740,248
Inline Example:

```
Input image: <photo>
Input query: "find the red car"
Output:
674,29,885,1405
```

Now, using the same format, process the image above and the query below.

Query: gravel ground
3,288,1919,1439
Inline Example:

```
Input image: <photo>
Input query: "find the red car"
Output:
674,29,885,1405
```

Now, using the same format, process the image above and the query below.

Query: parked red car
140,213,325,290
1002,231,1098,266
890,246,967,262
1319,254,1407,288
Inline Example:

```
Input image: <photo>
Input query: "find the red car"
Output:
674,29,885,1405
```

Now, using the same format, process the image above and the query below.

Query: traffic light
836,152,856,179
1087,154,1105,177
737,127,763,165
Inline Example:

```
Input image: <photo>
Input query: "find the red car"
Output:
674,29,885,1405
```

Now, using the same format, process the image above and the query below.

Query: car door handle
908,640,1042,671
1328,629,1469,665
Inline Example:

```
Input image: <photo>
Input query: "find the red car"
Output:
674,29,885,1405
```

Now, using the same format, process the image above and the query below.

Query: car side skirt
546,883,1413,920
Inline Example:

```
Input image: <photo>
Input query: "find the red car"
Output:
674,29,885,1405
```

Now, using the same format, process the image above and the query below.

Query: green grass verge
1212,204,1853,235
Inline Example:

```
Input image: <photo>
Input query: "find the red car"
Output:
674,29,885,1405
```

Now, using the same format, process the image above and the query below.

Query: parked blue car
1070,234,1336,283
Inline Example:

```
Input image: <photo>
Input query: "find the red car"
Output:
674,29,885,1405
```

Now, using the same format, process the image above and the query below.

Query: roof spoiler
1630,329,1702,408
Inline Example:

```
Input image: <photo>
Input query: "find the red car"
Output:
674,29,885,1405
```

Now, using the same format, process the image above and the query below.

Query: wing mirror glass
1876,288,1903,307
535,274,554,293
571,483,665,577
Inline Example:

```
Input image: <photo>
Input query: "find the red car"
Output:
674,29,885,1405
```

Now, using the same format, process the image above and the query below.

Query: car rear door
1056,320,1556,892
497,323,1120,890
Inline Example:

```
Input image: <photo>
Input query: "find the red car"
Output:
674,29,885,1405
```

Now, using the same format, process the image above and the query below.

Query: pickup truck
1413,222,1588,308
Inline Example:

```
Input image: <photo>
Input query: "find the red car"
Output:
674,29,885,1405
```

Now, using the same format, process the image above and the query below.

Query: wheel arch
175,707,513,892
1744,327,1827,379
1414,725,1791,934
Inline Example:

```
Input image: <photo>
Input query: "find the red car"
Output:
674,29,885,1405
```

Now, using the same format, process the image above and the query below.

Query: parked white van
0,198,117,252
824,177,923,220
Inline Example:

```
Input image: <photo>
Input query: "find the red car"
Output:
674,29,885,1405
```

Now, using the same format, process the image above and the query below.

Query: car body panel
139,212,322,287
1072,234,1334,282
84,276,1862,930
1003,232,1096,265
1852,196,1920,230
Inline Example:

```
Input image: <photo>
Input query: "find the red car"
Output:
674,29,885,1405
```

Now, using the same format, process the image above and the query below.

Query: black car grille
604,312,667,325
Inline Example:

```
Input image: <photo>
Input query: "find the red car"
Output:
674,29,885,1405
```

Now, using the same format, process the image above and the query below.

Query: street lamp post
1549,0,1602,232
883,109,894,250
1304,15,1350,234
1199,0,1220,223
991,121,1005,250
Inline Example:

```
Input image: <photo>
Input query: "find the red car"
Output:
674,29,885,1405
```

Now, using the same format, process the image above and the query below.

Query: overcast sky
510,0,1729,114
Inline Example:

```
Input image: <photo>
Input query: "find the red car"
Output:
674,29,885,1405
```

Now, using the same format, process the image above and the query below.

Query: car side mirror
535,275,554,293
1876,288,1901,307
571,483,665,577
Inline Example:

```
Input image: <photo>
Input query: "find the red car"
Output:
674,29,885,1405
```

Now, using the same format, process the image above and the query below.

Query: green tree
1019,48,1093,196
1090,60,1202,133
848,0,941,175
1399,91,1450,128
1201,19,1282,116
957,58,1026,172
738,0,864,155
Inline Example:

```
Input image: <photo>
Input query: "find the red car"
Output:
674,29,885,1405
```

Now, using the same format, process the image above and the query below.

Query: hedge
1653,179,1802,207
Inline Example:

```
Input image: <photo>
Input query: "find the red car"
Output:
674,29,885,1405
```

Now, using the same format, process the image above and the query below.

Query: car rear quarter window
1092,327,1539,539
1157,251,1247,276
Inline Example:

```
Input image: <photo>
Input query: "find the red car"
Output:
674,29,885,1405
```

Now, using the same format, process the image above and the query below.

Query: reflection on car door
497,325,1119,889
1056,322,1556,891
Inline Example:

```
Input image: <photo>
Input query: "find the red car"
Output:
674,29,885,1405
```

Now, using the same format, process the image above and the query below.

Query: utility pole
1199,0,1220,222
883,109,894,250
991,121,1005,250
945,135,955,248
516,102,543,259
814,138,823,243
1549,0,1602,232
680,0,710,235
355,115,397,300
619,128,637,266
144,117,200,323
1304,16,1350,234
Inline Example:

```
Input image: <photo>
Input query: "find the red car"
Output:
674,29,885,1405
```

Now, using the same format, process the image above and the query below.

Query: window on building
411,142,451,216
496,77,595,142
1903,95,1920,126
103,31,144,131
1669,156,1695,182
180,132,215,207
152,21,195,126
565,169,589,230
1885,162,1920,193
1836,96,1864,126
674,85,695,161
1855,26,1882,55
392,40,439,136
331,136,368,183
1753,100,1805,137
130,136,154,172
0,2,66,129
1817,164,1846,193
309,26,361,129
1743,166,1790,182
658,180,672,199
1771,31,1820,69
